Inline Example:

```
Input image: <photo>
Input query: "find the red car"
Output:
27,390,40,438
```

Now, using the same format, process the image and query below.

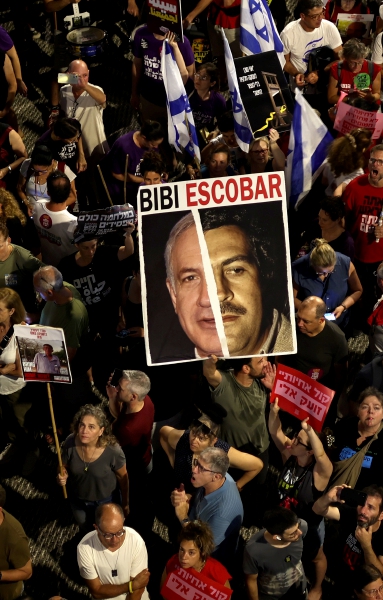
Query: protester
140,151,166,185
201,111,246,173
187,63,226,143
202,144,236,178
325,0,370,24
292,238,362,328
368,263,383,354
0,25,27,96
0,123,27,189
247,130,285,174
0,54,17,132
160,521,231,594
57,405,129,531
160,406,263,494
0,189,40,255
268,400,333,600
17,145,76,215
36,118,85,174
353,564,383,600
328,39,381,105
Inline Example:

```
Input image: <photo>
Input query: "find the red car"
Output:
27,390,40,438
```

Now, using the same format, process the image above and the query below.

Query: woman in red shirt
328,38,381,105
325,0,370,25
160,521,231,598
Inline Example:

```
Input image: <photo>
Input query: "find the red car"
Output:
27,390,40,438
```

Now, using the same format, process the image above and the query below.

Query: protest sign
336,13,374,40
147,0,183,41
75,204,135,242
161,566,232,600
270,365,335,431
138,173,297,365
234,51,293,134
14,325,72,384
334,101,383,139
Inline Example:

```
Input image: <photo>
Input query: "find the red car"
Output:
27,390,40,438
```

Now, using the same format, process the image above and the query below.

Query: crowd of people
3,0,383,599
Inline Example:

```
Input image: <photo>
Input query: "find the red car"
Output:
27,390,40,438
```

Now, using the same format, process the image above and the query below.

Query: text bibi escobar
139,174,284,212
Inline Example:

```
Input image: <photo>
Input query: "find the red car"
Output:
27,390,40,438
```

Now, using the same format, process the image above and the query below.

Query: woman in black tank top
269,398,334,600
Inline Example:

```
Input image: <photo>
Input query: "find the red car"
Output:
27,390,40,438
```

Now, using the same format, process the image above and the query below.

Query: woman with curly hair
160,520,231,597
322,127,372,196
0,188,40,254
57,404,129,531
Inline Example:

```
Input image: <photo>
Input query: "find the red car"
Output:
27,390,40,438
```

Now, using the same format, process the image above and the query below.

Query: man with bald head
279,296,348,392
77,503,150,600
60,59,108,163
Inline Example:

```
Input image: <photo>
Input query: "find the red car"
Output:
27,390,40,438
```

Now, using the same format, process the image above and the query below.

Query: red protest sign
270,365,335,431
161,567,232,600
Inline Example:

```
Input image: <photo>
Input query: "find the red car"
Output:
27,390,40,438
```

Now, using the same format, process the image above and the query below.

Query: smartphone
340,488,367,507
324,312,336,321
57,73,79,85
110,368,123,388
115,329,131,338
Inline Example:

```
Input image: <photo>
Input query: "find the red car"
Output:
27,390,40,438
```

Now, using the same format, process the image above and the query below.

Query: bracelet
341,304,347,312
129,581,133,594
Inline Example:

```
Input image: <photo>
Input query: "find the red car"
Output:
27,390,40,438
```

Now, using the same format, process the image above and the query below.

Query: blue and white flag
161,40,200,162
286,89,333,210
221,31,253,153
240,0,285,67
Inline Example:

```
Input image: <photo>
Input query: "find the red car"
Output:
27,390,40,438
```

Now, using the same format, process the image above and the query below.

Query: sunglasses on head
190,419,213,437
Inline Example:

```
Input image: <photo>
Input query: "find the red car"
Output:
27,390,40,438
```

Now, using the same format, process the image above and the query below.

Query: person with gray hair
328,37,381,106
106,369,154,540
33,264,92,434
171,446,243,568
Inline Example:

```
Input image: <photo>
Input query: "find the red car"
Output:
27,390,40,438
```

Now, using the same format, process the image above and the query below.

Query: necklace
81,444,97,471
102,542,122,577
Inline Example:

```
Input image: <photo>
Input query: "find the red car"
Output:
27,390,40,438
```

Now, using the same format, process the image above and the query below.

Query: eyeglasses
194,73,209,81
362,584,383,597
292,435,309,449
284,520,302,538
32,167,49,174
97,527,125,540
193,458,220,474
304,9,325,19
251,148,268,154
369,158,383,167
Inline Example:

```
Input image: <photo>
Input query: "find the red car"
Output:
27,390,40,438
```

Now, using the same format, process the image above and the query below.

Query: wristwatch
341,304,347,312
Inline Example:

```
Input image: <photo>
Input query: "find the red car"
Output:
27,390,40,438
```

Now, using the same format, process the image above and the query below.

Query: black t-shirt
279,321,348,388
334,416,383,489
338,505,383,582
37,129,77,173
58,245,127,329
278,457,323,525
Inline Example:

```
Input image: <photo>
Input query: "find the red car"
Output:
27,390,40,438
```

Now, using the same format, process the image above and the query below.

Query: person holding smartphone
313,483,383,598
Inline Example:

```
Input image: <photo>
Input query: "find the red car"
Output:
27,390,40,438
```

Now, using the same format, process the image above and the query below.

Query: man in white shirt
77,503,150,600
60,59,108,163
33,172,77,266
281,0,342,90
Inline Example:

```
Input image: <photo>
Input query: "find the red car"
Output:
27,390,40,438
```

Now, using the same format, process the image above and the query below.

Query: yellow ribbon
254,105,286,133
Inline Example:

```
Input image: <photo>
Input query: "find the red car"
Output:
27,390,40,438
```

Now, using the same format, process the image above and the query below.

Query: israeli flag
161,40,200,162
240,0,285,67
221,31,253,153
286,90,333,209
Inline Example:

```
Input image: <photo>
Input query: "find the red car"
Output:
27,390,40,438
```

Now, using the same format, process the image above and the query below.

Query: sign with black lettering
235,51,293,135
14,325,72,384
138,173,297,365
147,0,183,41
74,204,136,242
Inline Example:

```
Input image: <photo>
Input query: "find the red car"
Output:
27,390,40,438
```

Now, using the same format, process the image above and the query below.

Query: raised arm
227,447,263,491
301,418,333,490
183,0,213,29
269,129,285,171
202,354,222,388
117,225,135,261
268,397,293,456
312,484,347,520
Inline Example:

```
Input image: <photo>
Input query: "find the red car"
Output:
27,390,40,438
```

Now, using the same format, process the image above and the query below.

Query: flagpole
97,165,114,206
123,154,129,205
47,382,67,499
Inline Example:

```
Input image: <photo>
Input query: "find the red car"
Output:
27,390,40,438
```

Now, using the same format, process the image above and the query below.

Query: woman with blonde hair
292,238,362,327
248,128,285,174
322,127,372,196
57,404,129,531
0,188,40,254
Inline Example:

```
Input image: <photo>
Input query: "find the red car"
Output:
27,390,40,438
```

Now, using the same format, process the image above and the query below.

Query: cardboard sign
161,567,232,600
14,325,72,384
270,365,335,431
336,13,374,40
75,204,135,242
138,173,297,365
234,51,293,134
147,0,183,41
334,101,383,139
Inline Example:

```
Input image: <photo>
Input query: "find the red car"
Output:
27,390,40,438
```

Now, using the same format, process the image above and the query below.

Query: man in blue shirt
171,447,243,568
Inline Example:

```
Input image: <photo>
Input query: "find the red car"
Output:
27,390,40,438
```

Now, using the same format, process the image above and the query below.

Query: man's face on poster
166,223,264,357
166,225,223,358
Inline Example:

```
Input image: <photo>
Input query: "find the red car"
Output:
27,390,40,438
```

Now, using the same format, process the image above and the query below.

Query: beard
357,514,379,528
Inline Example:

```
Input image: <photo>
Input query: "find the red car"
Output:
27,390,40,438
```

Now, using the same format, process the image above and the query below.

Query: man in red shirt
107,370,154,539
344,144,383,322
